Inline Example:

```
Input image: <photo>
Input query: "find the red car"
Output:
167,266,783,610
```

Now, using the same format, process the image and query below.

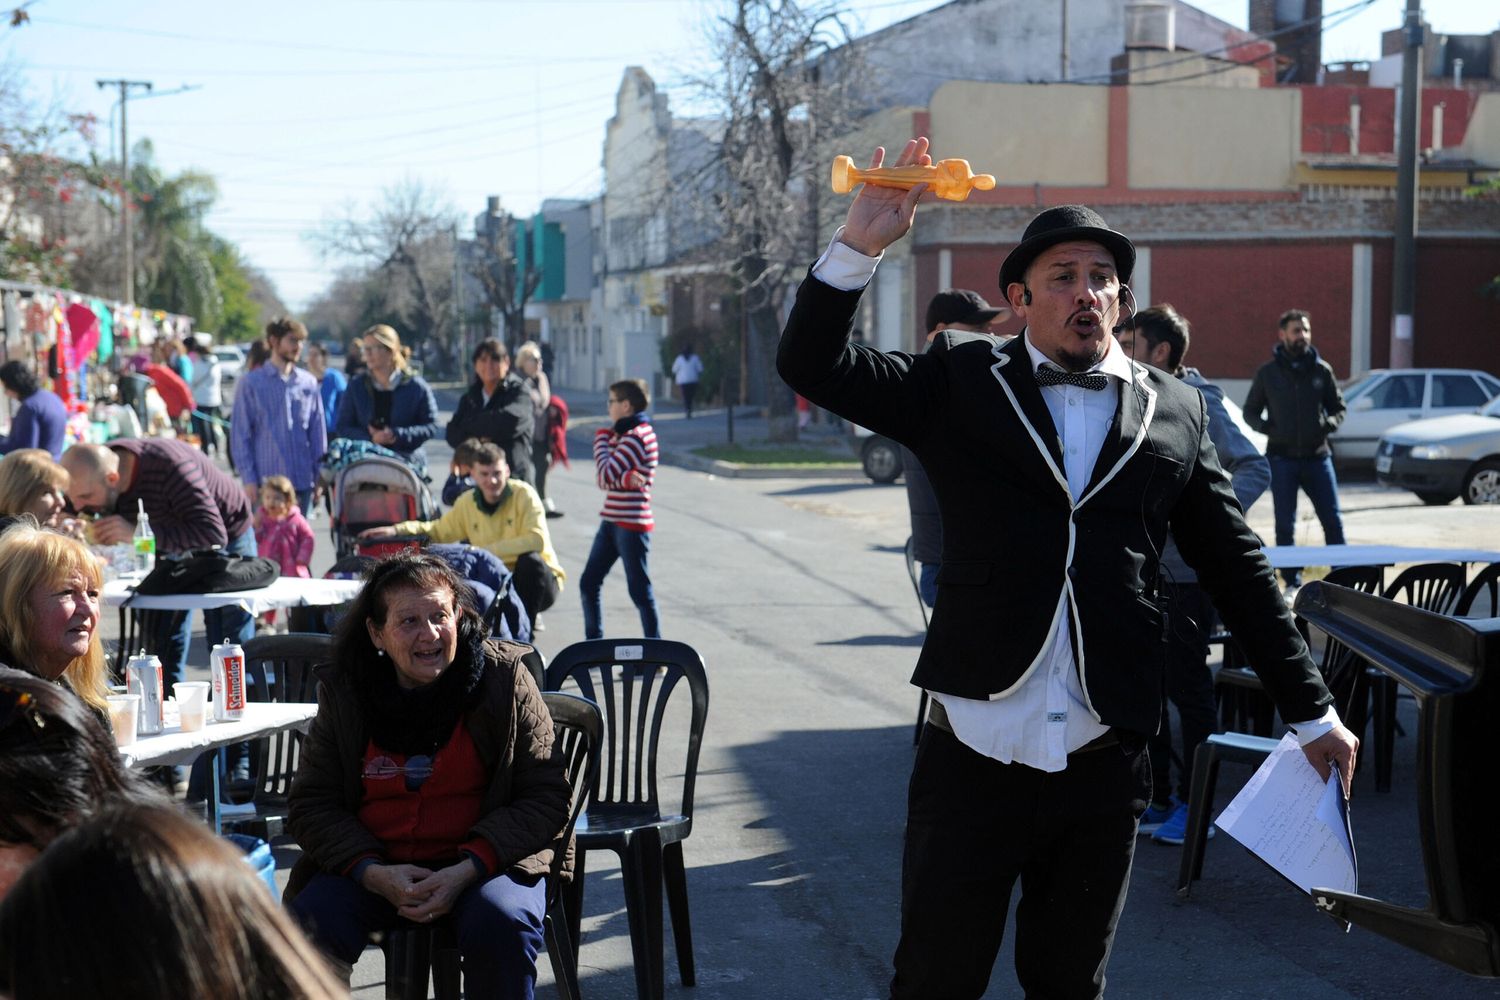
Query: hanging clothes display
51,299,75,410
90,298,114,361
66,301,101,366
2,291,20,362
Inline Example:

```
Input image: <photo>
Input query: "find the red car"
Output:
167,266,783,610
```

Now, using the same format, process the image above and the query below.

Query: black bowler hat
997,205,1135,294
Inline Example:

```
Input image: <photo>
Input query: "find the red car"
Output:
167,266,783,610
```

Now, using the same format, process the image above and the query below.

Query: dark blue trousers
579,521,660,639
290,870,547,998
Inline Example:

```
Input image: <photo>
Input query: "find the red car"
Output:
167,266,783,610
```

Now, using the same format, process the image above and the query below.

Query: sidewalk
559,386,863,479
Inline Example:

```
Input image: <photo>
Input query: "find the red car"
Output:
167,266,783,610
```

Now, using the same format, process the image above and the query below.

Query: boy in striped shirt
579,378,660,639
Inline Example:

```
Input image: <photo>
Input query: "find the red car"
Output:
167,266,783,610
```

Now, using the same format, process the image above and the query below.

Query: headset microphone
1112,284,1136,334
1022,286,1032,305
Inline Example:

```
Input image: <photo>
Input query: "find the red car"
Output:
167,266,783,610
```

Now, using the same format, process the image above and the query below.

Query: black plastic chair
545,639,710,1000
1363,563,1466,792
1179,567,1382,893
903,536,930,745
225,633,331,841
384,690,603,1000
1455,562,1500,618
1213,565,1384,735
521,645,548,691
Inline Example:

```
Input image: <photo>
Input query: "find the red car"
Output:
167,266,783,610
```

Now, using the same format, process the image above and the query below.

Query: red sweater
594,417,657,531
355,721,500,876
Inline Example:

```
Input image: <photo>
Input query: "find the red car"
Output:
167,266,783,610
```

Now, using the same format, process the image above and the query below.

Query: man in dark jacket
903,289,1006,606
445,339,535,486
1242,309,1347,588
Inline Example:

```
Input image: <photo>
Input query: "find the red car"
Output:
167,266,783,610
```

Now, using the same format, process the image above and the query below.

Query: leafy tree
0,63,114,287
208,239,260,342
127,139,221,321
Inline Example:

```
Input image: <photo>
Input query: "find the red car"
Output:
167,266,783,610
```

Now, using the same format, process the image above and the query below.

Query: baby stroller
427,543,532,644
327,454,438,558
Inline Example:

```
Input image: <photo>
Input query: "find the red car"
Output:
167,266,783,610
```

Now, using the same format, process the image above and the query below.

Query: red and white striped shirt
594,417,657,531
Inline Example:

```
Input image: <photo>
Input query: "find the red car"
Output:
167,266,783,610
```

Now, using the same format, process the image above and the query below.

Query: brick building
844,78,1500,386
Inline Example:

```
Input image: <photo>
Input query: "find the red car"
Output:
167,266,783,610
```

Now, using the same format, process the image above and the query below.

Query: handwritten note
1216,732,1358,897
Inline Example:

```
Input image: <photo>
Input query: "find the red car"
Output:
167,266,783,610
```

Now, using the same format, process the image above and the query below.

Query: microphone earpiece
1022,286,1032,306
1112,284,1136,334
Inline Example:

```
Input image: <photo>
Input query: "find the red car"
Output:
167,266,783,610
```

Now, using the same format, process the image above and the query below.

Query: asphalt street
141,389,1500,998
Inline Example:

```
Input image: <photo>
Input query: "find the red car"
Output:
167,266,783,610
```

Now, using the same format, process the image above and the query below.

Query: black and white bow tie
1035,366,1108,391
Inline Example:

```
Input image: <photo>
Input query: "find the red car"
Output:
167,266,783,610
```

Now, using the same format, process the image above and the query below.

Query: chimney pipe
1350,94,1361,156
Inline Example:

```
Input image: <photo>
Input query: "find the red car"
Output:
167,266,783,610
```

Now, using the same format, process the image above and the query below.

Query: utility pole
1389,0,1421,369
1060,0,1070,81
451,222,464,373
96,79,152,304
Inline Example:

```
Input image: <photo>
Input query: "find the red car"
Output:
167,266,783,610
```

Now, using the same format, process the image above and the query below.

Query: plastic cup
106,694,140,747
173,682,210,732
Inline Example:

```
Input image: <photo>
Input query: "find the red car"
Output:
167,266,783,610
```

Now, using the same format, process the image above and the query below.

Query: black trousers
511,551,560,623
1149,582,1220,803
891,724,1148,1000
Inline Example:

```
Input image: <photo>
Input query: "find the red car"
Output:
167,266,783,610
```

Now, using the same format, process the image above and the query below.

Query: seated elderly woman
287,552,570,996
0,803,344,1000
0,523,108,716
0,449,81,537
0,669,162,901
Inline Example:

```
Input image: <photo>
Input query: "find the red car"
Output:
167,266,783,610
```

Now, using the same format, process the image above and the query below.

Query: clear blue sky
4,0,1493,313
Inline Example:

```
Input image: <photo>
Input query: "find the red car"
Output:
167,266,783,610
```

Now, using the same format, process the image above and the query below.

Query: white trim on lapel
1076,361,1156,510
990,344,1070,498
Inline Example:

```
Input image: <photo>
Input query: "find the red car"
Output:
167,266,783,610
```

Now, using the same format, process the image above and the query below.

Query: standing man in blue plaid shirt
231,317,327,512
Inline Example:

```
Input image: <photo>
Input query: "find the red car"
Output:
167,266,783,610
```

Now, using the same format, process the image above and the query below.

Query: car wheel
862,438,903,484
1461,460,1500,505
1415,491,1458,506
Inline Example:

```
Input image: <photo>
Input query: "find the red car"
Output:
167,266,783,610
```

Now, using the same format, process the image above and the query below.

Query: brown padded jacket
284,638,571,900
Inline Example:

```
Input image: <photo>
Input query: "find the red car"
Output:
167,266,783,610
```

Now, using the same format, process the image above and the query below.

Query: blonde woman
332,323,439,474
0,522,109,713
0,449,80,536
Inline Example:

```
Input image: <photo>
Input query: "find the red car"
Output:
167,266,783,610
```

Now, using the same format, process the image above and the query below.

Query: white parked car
1330,368,1500,463
1375,393,1500,505
214,345,246,386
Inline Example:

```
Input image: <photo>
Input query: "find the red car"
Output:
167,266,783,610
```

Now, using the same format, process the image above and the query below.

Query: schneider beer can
125,650,164,735
210,639,247,722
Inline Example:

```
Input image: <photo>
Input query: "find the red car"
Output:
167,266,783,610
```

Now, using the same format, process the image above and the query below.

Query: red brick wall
1299,85,1475,156
912,235,1497,378
1150,242,1353,378
1411,240,1500,370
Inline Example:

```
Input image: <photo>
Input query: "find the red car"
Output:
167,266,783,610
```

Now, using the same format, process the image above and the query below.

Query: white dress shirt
809,233,1338,771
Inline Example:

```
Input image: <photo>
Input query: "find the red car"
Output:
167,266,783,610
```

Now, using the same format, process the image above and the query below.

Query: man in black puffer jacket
1242,308,1347,589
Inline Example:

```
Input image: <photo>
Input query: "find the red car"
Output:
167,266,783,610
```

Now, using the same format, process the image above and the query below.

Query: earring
376,649,386,657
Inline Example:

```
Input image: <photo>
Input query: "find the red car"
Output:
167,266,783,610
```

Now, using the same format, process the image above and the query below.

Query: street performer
776,138,1358,1000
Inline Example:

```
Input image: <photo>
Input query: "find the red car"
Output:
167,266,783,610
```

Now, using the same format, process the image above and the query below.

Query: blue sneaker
1138,798,1177,835
1152,802,1214,846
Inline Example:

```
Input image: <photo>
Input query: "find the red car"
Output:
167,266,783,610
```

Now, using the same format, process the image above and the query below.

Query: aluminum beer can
125,650,164,735
210,639,247,722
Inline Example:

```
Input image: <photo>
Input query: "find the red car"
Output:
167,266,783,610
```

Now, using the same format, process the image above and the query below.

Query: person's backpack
132,548,280,596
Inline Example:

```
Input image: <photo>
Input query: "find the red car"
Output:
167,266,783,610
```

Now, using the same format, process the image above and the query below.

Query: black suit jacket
777,275,1331,736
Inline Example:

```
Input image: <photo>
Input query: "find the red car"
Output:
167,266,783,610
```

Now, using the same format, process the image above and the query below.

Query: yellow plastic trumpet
830,154,997,202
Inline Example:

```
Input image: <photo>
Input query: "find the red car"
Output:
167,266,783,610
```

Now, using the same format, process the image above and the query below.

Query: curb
565,418,867,481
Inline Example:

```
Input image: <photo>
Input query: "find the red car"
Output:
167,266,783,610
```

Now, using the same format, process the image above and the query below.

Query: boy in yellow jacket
362,441,565,624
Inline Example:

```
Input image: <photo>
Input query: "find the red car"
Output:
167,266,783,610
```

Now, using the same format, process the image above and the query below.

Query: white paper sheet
1216,732,1358,897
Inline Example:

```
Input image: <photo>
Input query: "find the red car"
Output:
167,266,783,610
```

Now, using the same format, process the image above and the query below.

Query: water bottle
133,499,155,574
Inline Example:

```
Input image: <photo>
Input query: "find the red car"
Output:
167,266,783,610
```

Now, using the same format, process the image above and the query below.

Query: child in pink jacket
256,476,315,630
256,475,315,579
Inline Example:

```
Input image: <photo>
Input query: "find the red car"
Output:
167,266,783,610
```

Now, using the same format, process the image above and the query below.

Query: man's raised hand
838,137,930,258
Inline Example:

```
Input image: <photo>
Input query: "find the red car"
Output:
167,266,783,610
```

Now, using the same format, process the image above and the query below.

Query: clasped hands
361,861,478,922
